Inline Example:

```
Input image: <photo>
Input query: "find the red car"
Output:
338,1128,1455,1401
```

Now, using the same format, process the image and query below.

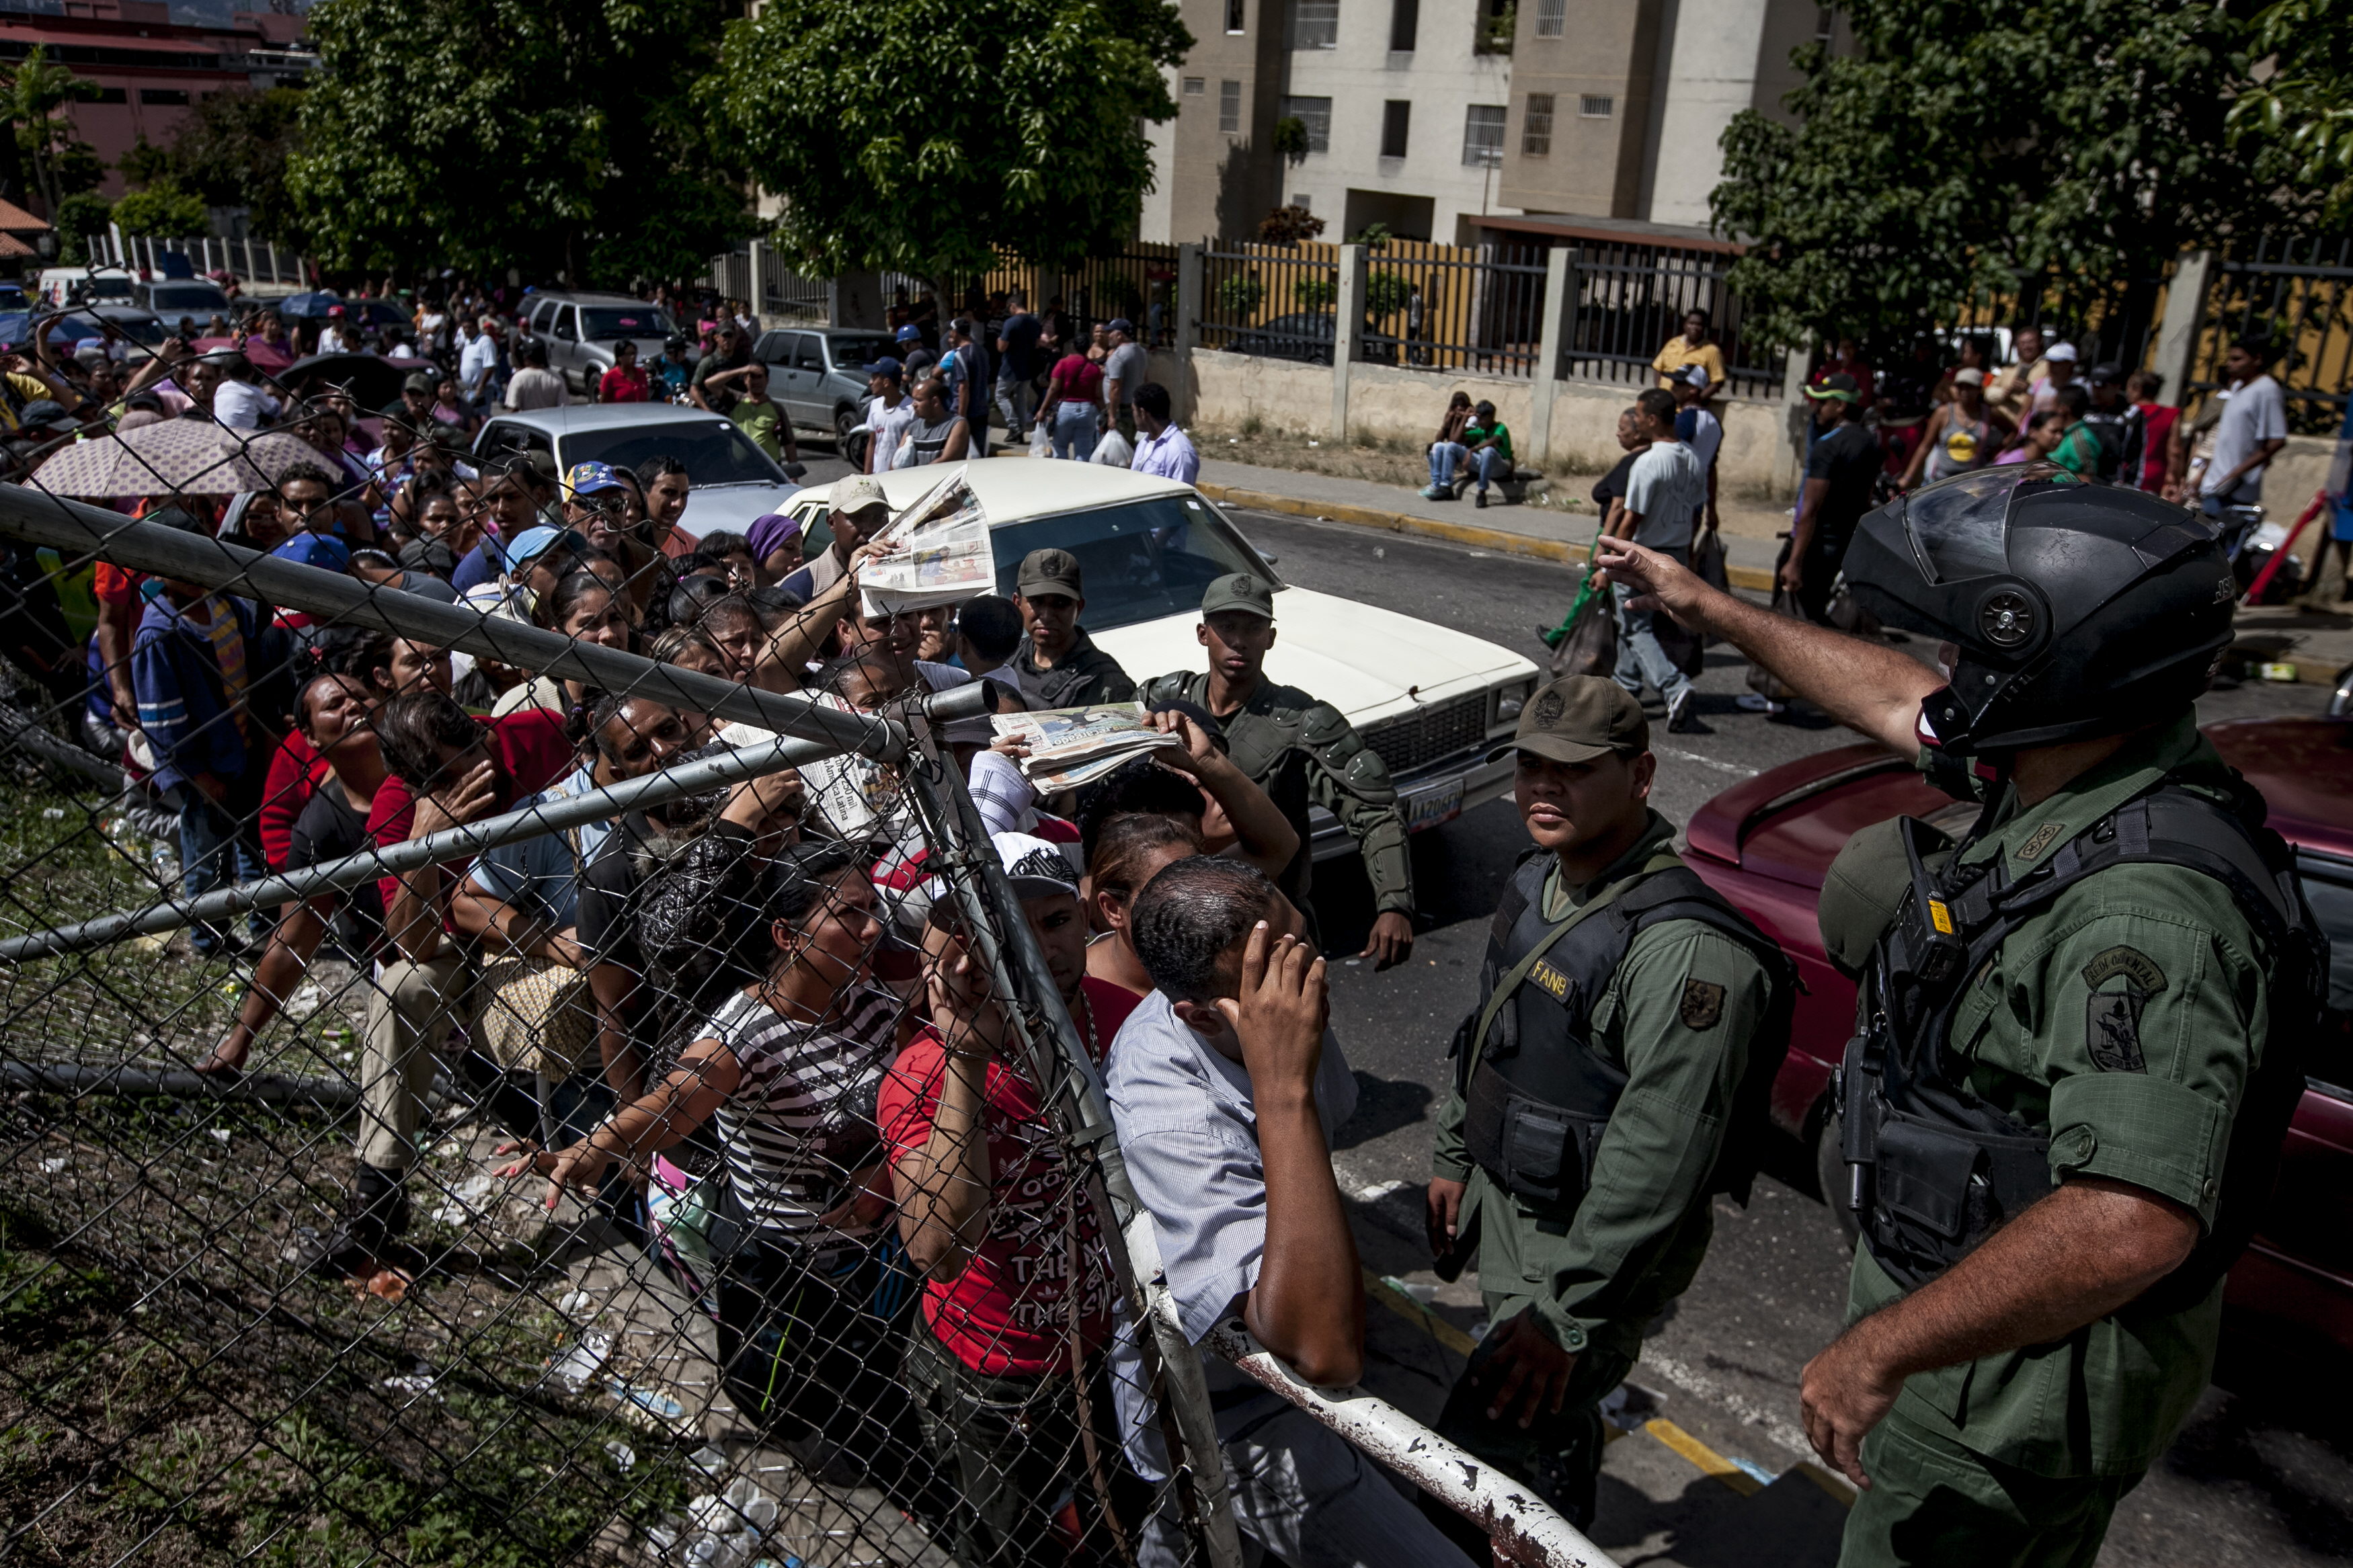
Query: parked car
787,463,1540,858
1685,718,2353,1354
1220,311,1398,368
133,278,233,321
34,266,133,308
518,292,678,394
471,403,803,544
751,327,898,448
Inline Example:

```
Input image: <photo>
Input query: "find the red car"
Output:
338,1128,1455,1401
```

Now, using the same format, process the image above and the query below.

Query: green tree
1710,3,2317,354
53,192,110,263
288,0,750,283
707,0,1189,293
112,180,210,237
151,87,307,245
2231,0,2353,226
3,48,102,222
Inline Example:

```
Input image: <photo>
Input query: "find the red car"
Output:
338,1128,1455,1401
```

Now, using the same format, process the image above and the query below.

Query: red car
1686,718,2353,1353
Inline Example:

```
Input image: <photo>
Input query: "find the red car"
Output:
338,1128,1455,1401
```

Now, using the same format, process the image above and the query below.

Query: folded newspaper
992,703,1185,792
859,472,996,617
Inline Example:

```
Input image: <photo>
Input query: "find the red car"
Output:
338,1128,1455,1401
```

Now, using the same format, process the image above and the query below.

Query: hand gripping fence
0,351,1609,1567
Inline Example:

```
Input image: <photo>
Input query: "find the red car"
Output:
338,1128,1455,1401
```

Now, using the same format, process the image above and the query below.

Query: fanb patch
1679,978,1726,1030
1529,957,1572,1003
2083,946,2164,1073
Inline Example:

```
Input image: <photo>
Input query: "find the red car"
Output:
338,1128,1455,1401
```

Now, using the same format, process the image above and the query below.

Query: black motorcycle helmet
1841,464,2235,755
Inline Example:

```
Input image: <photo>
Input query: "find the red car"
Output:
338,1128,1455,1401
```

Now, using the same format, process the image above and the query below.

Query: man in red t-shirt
881,831,1141,1564
295,692,573,1277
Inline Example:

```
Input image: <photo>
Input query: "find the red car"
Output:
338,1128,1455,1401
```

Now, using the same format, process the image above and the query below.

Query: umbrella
28,421,330,498
275,291,345,321
280,352,437,411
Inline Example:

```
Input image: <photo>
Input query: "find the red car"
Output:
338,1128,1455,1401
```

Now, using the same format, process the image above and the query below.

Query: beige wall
1497,0,1665,218
1175,346,1799,496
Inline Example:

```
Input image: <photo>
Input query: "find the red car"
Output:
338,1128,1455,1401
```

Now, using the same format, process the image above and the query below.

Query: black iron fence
1197,243,1343,364
1362,241,1550,378
2190,235,2353,434
1560,238,1783,399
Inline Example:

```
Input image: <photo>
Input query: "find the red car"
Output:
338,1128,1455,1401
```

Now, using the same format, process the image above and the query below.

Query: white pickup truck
790,462,1540,860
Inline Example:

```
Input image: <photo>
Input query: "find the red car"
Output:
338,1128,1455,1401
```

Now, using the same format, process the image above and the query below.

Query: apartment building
1139,0,1845,245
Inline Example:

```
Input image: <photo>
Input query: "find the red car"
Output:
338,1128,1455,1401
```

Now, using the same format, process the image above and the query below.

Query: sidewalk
1191,454,1788,589
1187,454,2353,688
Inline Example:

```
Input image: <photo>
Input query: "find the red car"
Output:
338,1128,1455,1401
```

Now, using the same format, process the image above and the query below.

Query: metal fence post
1527,246,1575,468
748,238,769,321
265,239,280,284
1332,243,1366,440
1176,242,1203,423
243,235,256,281
2151,249,2214,409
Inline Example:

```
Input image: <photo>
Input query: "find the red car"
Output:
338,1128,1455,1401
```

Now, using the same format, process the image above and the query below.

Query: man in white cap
879,831,1143,1564
1669,362,1721,538
2030,340,2079,417
783,474,892,602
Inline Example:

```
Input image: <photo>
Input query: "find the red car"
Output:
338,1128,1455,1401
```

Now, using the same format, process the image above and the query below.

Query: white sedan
790,462,1539,861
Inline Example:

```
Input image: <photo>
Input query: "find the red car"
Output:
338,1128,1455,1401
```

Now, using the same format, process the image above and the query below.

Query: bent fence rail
0,376,1607,1566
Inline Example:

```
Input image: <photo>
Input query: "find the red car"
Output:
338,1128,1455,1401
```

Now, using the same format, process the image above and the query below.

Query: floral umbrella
28,420,326,498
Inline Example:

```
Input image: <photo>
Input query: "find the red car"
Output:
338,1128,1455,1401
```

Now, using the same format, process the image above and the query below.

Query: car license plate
1405,779,1464,833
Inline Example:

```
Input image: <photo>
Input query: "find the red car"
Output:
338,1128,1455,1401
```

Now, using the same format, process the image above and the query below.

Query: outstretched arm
1593,536,1939,757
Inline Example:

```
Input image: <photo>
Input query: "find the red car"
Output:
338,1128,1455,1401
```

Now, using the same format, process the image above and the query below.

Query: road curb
1196,481,1780,592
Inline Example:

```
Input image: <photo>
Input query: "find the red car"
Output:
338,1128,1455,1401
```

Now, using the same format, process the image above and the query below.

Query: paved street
1204,502,2353,1567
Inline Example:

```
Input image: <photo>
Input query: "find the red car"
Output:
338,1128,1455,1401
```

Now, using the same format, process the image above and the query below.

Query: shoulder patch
2087,991,2149,1072
1678,978,1726,1031
2081,945,2167,994
2014,821,2066,862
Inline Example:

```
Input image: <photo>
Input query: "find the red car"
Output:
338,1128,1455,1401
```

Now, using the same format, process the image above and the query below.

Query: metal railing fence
83,231,311,290
2188,234,2353,433
1361,240,1550,378
1562,238,1783,399
1198,242,1343,363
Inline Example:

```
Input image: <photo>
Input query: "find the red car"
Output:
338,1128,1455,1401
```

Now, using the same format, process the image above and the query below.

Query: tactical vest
1840,783,2329,1305
1453,852,1794,1214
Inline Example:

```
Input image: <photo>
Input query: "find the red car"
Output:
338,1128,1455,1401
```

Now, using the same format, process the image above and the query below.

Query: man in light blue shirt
1129,383,1200,485
1106,856,1476,1568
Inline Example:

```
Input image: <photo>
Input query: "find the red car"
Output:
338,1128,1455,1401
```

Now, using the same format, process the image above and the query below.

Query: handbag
1550,571,1618,677
475,957,598,1078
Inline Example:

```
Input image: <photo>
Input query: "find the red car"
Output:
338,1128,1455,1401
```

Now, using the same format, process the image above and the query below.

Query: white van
34,266,135,308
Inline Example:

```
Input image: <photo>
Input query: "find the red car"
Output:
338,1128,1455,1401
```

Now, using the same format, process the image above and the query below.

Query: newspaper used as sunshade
992,703,1185,792
858,471,996,618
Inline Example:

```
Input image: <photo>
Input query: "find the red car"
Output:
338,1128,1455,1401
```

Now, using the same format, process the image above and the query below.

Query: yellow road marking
1643,1418,1763,1497
1361,1270,1480,1356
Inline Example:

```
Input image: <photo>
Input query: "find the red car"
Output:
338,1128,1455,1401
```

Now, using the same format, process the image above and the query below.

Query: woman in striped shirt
508,838,939,1491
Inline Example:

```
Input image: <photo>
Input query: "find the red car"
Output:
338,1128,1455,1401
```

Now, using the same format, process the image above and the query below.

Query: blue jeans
169,781,265,951
1613,545,1694,709
1428,442,1505,493
1051,400,1099,460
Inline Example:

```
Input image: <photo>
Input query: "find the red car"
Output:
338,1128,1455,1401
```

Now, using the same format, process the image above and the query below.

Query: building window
1184,76,1205,95
140,89,190,106
1219,79,1243,134
89,87,127,104
1380,100,1411,159
1535,0,1565,35
1580,93,1613,116
1228,0,1247,30
1814,5,1834,40
1462,104,1507,167
1291,0,1339,50
1521,93,1553,156
1291,193,1313,210
1388,0,1418,50
1283,95,1333,153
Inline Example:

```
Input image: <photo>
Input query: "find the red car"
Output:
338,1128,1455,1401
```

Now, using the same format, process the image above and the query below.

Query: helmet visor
1901,464,2087,585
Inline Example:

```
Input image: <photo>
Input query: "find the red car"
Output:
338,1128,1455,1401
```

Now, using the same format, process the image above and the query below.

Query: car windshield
147,285,227,311
581,307,675,341
989,493,1275,632
825,335,893,370
562,421,783,487
84,276,132,300
100,315,165,345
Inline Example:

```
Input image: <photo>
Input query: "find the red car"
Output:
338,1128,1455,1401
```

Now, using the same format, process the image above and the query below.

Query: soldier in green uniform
1595,468,2324,1568
1139,572,1417,966
1422,675,1788,1544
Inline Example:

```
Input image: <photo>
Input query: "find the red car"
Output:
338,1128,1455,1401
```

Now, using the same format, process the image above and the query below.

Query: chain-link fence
0,325,1596,1568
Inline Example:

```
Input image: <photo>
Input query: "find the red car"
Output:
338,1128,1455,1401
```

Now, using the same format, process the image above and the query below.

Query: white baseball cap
2044,342,2078,363
992,831,1079,900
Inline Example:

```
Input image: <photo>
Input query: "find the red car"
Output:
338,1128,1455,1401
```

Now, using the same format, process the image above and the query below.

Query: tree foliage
1256,204,1323,245
1710,2,2320,354
3,48,102,222
708,0,1189,289
288,0,750,283
145,87,307,245
2232,0,2353,226
112,181,210,237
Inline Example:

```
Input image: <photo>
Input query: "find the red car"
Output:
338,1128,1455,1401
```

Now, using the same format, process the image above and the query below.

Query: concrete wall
1174,345,1798,495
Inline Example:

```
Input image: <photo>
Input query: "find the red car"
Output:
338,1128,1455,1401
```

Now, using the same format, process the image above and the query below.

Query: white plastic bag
1091,428,1134,468
1029,417,1052,458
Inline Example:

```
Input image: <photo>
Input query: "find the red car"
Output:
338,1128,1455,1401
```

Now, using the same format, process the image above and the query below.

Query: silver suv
752,325,900,446
519,291,678,394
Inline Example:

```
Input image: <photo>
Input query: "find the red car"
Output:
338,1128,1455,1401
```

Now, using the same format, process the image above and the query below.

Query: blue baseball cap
502,524,586,571
895,324,922,343
863,356,904,379
563,460,625,500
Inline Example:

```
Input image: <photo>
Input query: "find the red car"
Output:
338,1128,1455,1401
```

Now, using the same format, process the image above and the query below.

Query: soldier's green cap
1201,571,1275,620
1515,675,1647,764
1017,547,1083,599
